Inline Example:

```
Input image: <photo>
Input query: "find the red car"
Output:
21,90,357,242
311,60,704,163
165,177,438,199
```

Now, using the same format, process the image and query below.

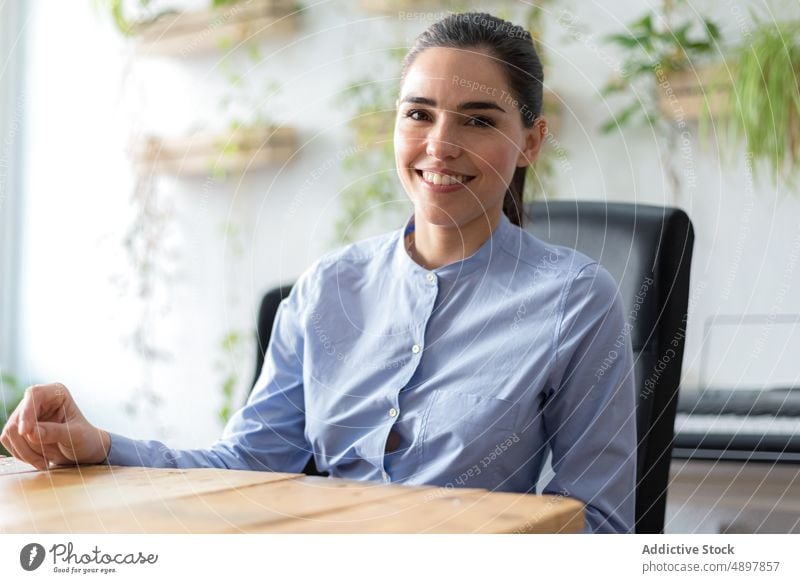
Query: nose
425,118,461,160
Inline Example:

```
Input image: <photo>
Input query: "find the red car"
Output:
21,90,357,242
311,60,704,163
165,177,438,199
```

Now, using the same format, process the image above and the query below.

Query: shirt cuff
104,431,150,467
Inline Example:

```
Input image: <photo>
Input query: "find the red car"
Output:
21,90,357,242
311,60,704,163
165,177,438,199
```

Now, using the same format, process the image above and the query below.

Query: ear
516,117,547,167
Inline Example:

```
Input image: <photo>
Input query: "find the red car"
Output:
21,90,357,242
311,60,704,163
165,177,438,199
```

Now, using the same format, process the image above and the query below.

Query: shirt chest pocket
421,391,520,459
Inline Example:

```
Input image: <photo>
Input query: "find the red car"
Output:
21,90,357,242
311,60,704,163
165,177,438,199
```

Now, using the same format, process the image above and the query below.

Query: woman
1,12,636,533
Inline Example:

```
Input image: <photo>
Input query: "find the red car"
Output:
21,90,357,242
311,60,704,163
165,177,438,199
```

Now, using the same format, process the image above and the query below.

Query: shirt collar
391,212,517,281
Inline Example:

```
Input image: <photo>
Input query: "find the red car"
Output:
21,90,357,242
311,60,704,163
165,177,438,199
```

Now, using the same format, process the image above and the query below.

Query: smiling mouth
415,169,476,187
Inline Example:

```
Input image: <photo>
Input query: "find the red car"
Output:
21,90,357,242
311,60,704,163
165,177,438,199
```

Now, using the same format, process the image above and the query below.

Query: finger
27,422,85,466
41,444,75,466
18,383,69,435
2,430,47,470
3,406,21,438
23,431,45,456
1,419,24,458
15,438,49,471
0,429,16,457
26,421,75,447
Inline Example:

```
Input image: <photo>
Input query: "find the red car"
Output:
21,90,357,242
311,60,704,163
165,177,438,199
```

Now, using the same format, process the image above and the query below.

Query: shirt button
426,272,436,284
411,344,421,354
389,407,398,418
382,471,390,482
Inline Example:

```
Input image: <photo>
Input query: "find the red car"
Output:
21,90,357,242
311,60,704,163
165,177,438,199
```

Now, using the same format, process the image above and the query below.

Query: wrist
91,429,112,465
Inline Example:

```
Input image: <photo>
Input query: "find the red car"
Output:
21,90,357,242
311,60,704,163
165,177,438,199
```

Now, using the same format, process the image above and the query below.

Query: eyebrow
399,96,506,113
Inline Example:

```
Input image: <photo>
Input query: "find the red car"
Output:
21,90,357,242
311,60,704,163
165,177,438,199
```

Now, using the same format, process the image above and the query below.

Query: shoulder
563,261,622,309
286,230,398,314
495,225,621,318
496,223,602,286
554,255,626,348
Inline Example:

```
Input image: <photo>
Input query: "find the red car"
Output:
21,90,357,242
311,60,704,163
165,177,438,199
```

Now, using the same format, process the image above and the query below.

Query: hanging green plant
727,19,800,183
0,372,24,457
335,51,411,244
598,1,724,204
601,7,722,133
94,0,163,36
215,329,251,424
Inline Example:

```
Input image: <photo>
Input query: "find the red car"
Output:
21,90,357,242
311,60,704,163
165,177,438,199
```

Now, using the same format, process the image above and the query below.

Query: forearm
104,432,259,470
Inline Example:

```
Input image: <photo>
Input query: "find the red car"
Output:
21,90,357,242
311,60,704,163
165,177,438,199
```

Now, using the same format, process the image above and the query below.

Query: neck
408,210,503,270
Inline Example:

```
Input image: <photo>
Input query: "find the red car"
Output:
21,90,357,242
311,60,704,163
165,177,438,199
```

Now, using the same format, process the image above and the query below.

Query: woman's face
394,46,544,230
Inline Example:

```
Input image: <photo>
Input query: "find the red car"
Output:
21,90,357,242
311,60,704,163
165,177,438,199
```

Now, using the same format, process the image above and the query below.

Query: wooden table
0,456,584,534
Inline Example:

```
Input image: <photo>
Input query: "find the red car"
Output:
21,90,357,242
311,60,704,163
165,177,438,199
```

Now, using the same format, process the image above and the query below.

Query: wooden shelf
130,0,298,56
358,0,449,13
658,64,732,121
133,125,298,176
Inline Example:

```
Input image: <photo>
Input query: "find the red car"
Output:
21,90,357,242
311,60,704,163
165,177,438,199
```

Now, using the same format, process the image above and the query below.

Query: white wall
16,0,800,449
542,0,800,391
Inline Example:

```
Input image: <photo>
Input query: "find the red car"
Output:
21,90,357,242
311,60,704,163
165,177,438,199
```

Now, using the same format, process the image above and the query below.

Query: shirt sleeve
541,262,637,533
104,278,312,473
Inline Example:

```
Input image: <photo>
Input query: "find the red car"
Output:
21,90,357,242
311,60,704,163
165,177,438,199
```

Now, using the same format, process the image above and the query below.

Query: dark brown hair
400,12,544,227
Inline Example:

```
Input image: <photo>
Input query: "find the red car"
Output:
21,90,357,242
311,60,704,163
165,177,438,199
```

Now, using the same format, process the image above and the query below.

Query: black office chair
251,201,695,533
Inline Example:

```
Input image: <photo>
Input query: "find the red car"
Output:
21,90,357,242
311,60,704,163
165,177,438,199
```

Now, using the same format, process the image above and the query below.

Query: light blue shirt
106,212,637,533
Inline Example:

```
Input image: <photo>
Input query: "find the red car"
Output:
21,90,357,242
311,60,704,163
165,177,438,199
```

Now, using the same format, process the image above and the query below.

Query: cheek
394,131,420,198
473,142,518,188
393,130,411,163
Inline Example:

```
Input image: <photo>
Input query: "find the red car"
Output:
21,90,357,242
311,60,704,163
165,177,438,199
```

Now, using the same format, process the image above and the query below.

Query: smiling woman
0,12,638,534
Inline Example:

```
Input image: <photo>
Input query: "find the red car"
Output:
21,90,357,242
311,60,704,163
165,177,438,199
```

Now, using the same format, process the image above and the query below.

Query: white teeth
421,170,470,186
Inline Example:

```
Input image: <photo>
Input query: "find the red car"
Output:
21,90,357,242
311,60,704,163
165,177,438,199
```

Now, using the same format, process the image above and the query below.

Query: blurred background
1,0,799,532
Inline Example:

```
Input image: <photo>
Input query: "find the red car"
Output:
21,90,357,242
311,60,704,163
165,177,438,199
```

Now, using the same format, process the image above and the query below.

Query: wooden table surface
0,456,584,534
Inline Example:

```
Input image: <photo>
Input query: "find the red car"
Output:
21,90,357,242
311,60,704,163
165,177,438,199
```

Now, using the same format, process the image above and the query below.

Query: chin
413,203,488,231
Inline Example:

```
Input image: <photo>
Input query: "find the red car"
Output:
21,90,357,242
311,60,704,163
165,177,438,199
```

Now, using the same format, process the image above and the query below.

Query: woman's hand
0,383,111,470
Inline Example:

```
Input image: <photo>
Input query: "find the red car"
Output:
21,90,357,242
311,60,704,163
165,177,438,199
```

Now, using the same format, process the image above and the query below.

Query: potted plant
726,19,800,182
601,5,724,131
600,1,723,203
99,0,299,55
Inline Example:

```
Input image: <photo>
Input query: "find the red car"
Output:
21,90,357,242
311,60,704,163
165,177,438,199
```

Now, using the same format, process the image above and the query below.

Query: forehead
401,47,510,103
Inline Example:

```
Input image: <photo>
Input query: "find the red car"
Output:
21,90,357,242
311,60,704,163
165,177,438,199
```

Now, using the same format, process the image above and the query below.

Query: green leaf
672,22,692,47
218,406,230,424
704,20,721,40
632,13,654,35
217,35,233,52
222,375,236,397
600,101,645,134
247,42,262,63
0,372,20,391
221,330,243,352
605,33,644,49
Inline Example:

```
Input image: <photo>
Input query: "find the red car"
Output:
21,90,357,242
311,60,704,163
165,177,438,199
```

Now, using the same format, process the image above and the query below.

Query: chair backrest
526,200,694,533
253,283,294,391
252,201,695,533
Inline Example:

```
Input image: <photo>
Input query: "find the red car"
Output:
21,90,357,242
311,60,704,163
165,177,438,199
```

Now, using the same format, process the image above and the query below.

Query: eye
404,109,431,122
467,116,495,128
